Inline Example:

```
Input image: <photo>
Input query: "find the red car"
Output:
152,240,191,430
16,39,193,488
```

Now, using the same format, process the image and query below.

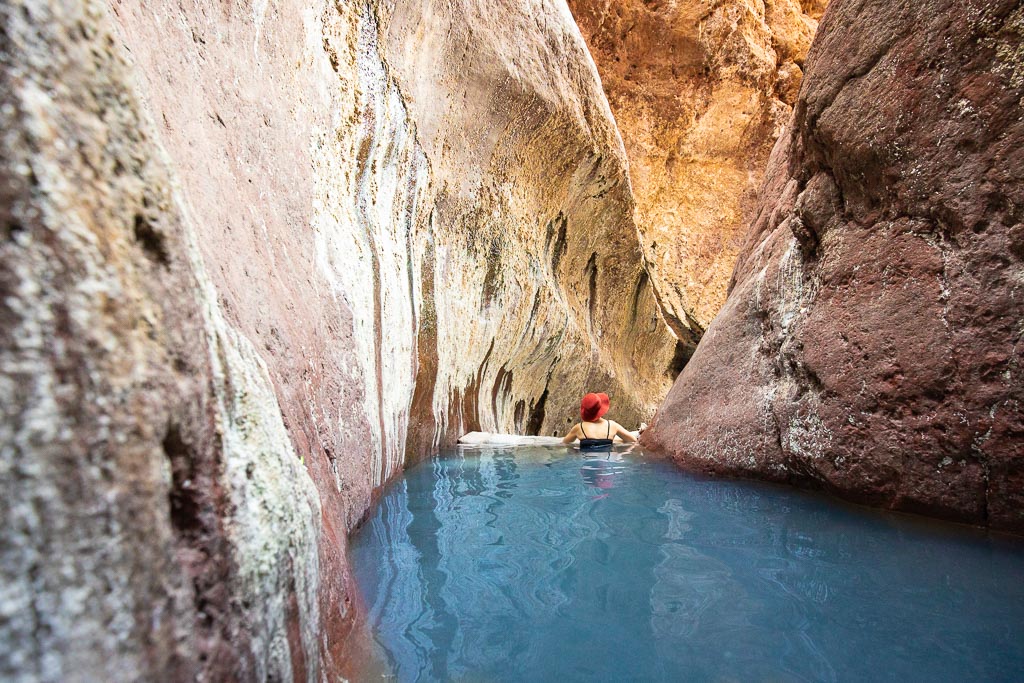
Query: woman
561,392,638,449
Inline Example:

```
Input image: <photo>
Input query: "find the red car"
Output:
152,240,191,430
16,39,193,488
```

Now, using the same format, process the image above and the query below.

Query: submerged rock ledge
458,432,565,446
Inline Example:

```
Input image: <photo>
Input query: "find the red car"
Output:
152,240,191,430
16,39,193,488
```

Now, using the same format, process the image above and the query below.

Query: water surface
350,445,1024,682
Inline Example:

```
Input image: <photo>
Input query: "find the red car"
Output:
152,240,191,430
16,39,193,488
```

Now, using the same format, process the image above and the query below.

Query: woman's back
578,419,613,450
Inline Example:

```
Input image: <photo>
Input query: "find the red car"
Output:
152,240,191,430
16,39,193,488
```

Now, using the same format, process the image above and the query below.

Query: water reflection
351,446,1024,682
579,451,625,493
360,480,438,681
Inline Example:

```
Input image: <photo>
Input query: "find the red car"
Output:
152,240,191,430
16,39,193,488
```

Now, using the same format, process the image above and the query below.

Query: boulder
644,0,1024,534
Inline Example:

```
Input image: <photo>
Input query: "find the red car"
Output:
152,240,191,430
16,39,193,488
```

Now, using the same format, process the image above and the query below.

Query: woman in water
561,392,638,449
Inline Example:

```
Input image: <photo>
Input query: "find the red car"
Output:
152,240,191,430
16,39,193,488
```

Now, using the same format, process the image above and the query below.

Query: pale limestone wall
1,0,678,680
379,0,680,446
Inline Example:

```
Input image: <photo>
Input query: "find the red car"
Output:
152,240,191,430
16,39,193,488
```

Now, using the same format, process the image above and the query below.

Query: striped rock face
1,0,679,680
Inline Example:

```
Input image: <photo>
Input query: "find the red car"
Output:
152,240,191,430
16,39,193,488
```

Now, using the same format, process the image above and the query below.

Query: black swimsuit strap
606,421,610,439
580,422,588,439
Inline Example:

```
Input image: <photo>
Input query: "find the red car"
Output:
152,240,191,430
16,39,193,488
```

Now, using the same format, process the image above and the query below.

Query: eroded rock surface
568,0,824,340
644,0,1024,533
1,0,676,680
376,0,680,449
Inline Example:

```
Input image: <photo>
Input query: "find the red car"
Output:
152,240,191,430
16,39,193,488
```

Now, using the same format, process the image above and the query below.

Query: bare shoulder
610,420,638,442
560,422,581,444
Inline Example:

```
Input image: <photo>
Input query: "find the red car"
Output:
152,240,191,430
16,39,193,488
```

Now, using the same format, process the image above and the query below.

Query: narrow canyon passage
1,0,1022,681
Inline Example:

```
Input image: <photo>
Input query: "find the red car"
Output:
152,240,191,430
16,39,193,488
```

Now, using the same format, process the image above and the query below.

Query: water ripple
351,446,1024,682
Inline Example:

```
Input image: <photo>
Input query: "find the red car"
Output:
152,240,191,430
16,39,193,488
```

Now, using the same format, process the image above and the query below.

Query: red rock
644,0,1024,533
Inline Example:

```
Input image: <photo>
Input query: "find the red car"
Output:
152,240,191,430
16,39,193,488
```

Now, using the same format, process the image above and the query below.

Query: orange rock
568,0,824,334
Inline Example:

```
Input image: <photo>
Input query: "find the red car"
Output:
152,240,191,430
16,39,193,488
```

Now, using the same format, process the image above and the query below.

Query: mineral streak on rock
644,0,1024,533
1,0,677,680
378,0,679,451
567,0,825,336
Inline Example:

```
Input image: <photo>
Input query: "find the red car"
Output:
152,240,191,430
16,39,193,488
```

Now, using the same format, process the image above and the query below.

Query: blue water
350,445,1024,682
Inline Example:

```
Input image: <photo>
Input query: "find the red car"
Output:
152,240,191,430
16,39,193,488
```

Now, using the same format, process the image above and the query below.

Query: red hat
580,392,610,421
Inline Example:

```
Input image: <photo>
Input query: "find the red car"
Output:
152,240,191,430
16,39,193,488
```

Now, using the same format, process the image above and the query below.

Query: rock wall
376,0,681,448
0,0,677,680
567,0,825,345
644,0,1024,533
1,4,324,680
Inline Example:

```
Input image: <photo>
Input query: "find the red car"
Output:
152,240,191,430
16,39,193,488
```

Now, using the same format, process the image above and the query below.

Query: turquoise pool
350,445,1024,682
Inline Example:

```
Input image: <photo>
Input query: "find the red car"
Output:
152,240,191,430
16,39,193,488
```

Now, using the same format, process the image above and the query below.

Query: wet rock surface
376,0,680,449
644,0,1024,533
567,0,825,336
1,0,676,680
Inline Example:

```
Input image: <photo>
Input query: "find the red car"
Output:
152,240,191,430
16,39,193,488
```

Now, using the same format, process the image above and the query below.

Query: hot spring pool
350,445,1024,682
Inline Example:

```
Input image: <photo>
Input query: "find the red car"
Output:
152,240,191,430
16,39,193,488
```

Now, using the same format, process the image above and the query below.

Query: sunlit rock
567,0,825,338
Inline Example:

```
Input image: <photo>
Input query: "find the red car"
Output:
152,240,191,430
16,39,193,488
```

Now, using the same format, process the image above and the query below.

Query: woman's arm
561,424,580,444
612,421,638,443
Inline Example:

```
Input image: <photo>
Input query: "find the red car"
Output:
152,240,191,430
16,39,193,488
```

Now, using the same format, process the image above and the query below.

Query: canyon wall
567,0,825,346
0,0,677,680
375,0,681,448
644,0,1024,533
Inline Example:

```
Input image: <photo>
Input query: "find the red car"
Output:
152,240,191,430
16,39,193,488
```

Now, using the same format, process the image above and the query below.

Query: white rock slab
457,432,566,446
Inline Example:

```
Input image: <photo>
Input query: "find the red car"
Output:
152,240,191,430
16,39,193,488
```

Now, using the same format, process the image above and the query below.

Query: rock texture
1,4,329,680
376,0,680,449
568,0,825,342
644,0,1024,533
1,0,677,680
